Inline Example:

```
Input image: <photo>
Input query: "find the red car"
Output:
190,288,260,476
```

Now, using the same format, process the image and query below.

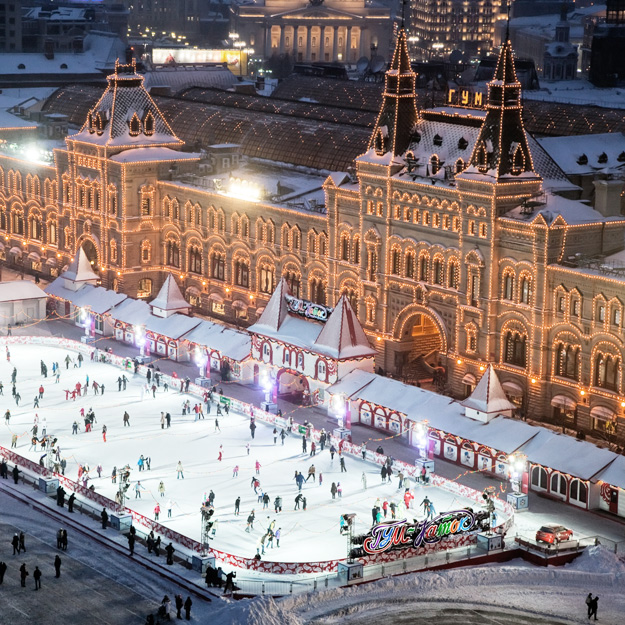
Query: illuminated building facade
2,34,625,443
230,0,397,63
408,0,507,59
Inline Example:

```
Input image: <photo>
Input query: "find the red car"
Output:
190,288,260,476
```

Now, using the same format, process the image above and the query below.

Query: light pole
134,324,146,357
506,452,529,511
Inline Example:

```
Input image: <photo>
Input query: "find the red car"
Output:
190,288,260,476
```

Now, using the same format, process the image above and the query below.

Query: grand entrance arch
392,305,447,387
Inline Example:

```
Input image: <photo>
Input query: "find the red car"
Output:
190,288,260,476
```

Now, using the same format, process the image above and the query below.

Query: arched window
449,260,460,290
310,278,326,305
211,253,225,280
391,248,400,275
504,274,514,300
556,343,580,381
259,265,274,293
504,331,526,367
141,240,151,263
48,221,57,245
284,271,301,298
550,472,567,497
188,247,202,274
144,112,155,136
419,255,428,281
166,240,180,267
594,352,619,391
433,257,444,285
405,252,415,279
430,155,440,175
367,248,377,281
352,236,360,265
110,239,118,264
340,234,349,261
520,276,532,305
234,259,249,288
129,113,141,136
531,466,548,490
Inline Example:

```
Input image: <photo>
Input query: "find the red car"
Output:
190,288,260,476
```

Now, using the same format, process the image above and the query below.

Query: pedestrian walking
330,482,337,499
234,496,241,515
165,542,175,565
128,533,135,556
302,435,307,453
255,460,261,475
340,456,346,472
0,560,6,584
175,595,184,619
101,508,108,530
68,493,75,512
54,555,62,578
158,480,165,497
280,428,286,445
11,533,19,554
176,461,184,479
167,499,173,518
154,503,161,520
233,465,239,477
19,532,25,553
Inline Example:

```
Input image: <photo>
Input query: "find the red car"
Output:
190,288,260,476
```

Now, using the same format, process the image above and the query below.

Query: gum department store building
2,32,625,443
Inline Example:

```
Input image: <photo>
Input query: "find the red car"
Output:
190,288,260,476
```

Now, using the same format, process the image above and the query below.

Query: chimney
44,39,54,60
593,179,625,217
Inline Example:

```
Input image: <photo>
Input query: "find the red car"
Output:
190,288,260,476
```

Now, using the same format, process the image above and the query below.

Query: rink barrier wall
0,336,513,574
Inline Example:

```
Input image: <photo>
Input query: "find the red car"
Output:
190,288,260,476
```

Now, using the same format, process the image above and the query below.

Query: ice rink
0,343,482,563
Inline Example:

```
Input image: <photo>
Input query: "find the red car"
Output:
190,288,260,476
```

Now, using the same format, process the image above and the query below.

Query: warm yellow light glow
457,358,462,365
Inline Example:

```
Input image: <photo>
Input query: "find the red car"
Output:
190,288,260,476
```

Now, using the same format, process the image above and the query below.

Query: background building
230,0,399,64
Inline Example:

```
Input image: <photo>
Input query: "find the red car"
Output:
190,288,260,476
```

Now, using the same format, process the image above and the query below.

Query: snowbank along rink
0,340,508,568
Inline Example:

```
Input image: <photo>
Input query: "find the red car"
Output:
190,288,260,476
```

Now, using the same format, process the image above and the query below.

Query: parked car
535,524,573,544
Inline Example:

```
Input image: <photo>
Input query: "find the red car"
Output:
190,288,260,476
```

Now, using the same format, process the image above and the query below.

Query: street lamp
507,452,526,494
195,346,208,379
414,420,429,459
134,324,146,357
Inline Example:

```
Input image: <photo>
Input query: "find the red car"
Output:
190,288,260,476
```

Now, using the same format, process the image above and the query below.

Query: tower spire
464,37,539,182
368,29,418,157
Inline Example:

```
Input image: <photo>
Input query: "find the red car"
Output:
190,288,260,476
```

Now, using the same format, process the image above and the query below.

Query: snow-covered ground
0,343,483,564
236,545,625,625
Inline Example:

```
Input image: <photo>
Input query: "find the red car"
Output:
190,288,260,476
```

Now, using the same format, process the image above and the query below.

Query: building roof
62,247,98,283
149,274,190,312
314,295,375,359
0,280,47,302
537,132,625,175
69,60,184,151
45,279,128,315
183,320,251,362
461,366,517,415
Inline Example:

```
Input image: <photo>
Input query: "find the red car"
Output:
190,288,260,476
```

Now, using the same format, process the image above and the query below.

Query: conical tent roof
62,247,98,283
149,274,189,312
314,295,375,359
461,365,516,415
252,277,290,332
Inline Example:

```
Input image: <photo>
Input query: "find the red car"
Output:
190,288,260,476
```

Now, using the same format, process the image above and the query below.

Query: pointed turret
314,295,376,359
461,365,516,423
150,274,190,318
251,278,290,332
61,247,99,292
368,30,418,157
69,59,183,155
464,39,540,182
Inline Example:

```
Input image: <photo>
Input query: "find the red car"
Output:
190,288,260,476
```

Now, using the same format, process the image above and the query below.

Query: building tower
368,29,418,158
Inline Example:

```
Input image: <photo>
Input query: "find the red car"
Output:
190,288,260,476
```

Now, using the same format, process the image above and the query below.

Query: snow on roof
0,280,46,302
328,368,625,486
0,33,125,76
146,313,201,340
62,247,99,282
537,133,625,175
109,148,200,163
0,109,37,129
108,297,153,326
183,320,251,362
251,313,325,353
69,60,183,150
503,192,613,226
149,274,190,312
517,429,616,480
593,455,625,491
461,365,516,415
45,279,128,314
143,66,236,92
313,295,375,359
249,278,290,333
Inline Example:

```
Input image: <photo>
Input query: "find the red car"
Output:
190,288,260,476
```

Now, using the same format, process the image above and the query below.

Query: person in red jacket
404,489,414,509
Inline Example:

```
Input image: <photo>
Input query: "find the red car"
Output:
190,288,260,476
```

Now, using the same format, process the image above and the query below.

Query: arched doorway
276,368,311,405
79,239,100,271
393,307,447,388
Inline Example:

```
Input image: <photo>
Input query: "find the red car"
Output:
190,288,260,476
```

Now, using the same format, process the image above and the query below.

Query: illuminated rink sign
285,295,333,323
362,509,480,555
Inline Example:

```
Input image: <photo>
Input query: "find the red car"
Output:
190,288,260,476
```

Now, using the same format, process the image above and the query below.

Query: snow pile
566,544,625,575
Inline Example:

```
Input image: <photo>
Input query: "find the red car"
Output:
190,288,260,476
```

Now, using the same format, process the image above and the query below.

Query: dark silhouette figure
54,555,62,578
